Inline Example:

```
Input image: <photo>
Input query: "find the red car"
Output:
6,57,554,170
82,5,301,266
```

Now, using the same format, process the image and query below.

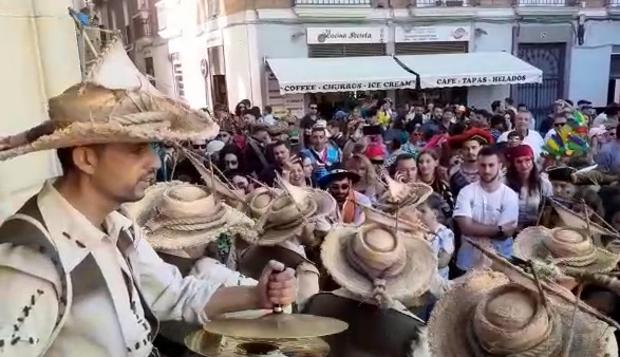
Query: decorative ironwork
514,44,565,129
516,0,566,6
414,0,468,6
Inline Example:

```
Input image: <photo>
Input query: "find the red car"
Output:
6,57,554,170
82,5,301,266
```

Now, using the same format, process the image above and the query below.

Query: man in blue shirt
300,126,342,183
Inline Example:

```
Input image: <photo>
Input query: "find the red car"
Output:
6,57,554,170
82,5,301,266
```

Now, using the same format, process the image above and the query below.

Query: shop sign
395,25,470,43
307,27,387,44
430,74,529,87
204,30,223,48
280,79,416,95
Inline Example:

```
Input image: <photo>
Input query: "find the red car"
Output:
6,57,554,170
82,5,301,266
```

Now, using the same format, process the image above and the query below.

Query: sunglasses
310,106,318,110
330,184,350,190
225,160,238,165
193,145,207,149
554,122,567,128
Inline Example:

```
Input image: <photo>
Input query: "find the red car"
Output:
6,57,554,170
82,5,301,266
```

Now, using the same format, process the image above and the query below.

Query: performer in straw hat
318,167,371,225
0,37,296,357
237,178,336,306
428,270,618,356
302,218,438,357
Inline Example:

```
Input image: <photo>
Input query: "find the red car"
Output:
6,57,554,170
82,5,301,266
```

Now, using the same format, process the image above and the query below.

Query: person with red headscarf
504,144,553,230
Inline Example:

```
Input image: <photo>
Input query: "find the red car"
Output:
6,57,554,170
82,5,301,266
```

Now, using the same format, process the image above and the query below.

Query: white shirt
454,181,519,271
498,129,545,160
0,181,222,356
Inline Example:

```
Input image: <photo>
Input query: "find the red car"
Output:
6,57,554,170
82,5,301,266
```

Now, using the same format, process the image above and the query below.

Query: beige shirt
0,181,221,356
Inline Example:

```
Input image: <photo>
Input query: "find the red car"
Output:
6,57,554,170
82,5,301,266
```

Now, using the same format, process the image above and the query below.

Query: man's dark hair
264,105,272,114
311,126,326,134
248,106,262,118
564,99,574,107
507,131,524,140
327,120,344,132
491,100,502,112
443,107,454,115
490,114,505,129
389,153,416,177
57,147,75,173
505,97,514,106
251,124,269,135
478,145,501,159
308,102,318,109
266,140,290,163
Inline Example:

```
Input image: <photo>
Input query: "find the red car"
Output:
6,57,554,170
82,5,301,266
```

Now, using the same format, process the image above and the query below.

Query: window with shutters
308,43,386,57
171,53,185,97
394,41,468,55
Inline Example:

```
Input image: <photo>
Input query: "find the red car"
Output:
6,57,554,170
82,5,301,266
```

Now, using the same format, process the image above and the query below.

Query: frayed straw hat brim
321,224,436,301
514,226,620,273
0,115,218,161
428,271,611,357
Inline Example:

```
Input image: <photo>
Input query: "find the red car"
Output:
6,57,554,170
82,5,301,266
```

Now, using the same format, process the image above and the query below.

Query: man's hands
256,260,297,309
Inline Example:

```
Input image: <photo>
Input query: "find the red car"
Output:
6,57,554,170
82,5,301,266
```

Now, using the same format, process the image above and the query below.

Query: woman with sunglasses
504,144,553,230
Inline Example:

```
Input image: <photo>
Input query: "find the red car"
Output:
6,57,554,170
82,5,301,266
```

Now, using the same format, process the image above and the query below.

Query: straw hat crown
376,176,433,213
0,37,218,160
514,226,620,272
347,225,407,281
124,182,255,253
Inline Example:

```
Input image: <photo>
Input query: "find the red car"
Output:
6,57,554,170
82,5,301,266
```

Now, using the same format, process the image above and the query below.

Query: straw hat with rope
375,175,433,214
428,271,614,357
321,215,436,306
514,226,620,274
123,181,256,255
248,178,336,246
0,37,218,161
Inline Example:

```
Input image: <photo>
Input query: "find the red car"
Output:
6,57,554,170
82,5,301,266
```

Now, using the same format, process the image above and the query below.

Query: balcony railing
414,0,468,6
294,0,372,5
132,14,153,40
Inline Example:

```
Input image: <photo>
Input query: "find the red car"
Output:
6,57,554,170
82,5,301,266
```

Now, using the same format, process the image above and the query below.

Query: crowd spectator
596,123,620,175
497,111,544,160
391,153,417,184
416,149,454,215
345,154,382,202
416,193,454,279
300,126,342,183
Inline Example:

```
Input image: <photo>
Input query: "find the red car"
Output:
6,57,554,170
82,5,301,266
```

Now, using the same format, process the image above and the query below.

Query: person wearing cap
319,168,371,225
497,111,545,160
447,127,493,198
0,39,297,356
504,144,553,230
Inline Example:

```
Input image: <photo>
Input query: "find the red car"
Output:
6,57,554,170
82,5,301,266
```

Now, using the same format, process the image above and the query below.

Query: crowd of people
2,33,620,357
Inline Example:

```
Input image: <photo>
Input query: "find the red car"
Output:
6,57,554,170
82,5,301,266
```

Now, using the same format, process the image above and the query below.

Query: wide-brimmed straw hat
0,38,218,161
245,187,282,218
362,205,431,240
375,175,433,213
549,198,620,237
321,222,436,303
429,271,612,357
514,226,620,273
123,181,255,252
251,180,336,245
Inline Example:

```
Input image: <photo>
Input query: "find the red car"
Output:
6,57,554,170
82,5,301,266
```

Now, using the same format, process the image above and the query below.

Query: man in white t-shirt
454,146,519,273
497,111,545,160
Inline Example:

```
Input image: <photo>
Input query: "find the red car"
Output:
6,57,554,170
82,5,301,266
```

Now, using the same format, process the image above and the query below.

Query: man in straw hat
0,38,297,356
302,215,439,357
428,270,618,356
237,178,336,306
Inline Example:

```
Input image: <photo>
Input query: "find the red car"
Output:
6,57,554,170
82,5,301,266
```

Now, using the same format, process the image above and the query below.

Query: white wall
151,42,175,96
222,24,256,110
567,21,620,107
0,0,81,220
468,22,514,110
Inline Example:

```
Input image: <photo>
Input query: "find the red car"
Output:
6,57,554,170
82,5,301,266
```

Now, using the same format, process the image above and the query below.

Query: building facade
98,0,620,121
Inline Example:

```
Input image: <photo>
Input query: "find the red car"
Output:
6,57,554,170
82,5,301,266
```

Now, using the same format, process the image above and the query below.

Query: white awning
396,52,543,89
267,56,417,95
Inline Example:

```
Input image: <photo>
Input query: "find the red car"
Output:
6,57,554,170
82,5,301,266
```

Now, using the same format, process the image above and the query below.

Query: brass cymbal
202,312,348,339
185,330,330,357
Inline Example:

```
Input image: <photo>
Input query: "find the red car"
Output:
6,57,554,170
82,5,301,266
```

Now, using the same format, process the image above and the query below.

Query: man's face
515,113,530,130
254,130,271,145
273,144,290,165
552,180,576,199
192,140,207,155
462,140,482,163
442,111,454,123
311,130,327,150
508,135,523,148
308,104,318,116
87,143,160,204
327,125,340,137
553,116,567,131
217,131,232,144
223,153,239,170
396,158,417,183
243,113,256,126
328,177,352,203
433,107,443,119
478,154,501,183
414,106,424,115
231,175,251,194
